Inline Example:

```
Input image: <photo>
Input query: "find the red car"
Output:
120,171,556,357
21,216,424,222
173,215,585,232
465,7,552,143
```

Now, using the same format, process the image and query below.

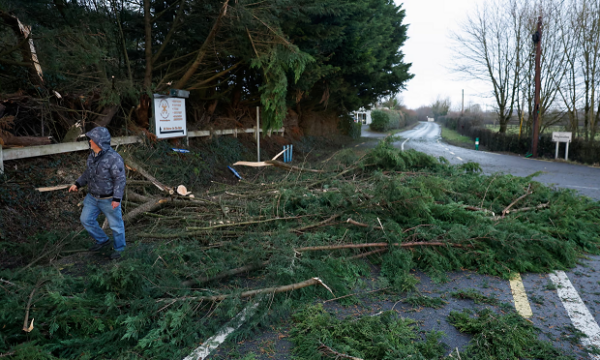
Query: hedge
439,115,600,165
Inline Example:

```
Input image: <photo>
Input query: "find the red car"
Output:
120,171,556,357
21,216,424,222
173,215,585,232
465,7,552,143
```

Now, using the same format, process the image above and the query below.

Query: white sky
395,0,493,111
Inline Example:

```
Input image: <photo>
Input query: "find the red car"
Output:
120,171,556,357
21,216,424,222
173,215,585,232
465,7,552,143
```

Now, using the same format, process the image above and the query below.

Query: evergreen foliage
1,139,599,358
0,0,413,134
289,305,575,360
402,294,448,309
370,110,391,131
448,309,575,359
451,289,499,305
290,304,448,359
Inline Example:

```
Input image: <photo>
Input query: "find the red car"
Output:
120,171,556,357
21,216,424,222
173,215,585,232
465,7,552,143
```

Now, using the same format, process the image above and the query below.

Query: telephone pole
532,16,542,157
462,89,464,114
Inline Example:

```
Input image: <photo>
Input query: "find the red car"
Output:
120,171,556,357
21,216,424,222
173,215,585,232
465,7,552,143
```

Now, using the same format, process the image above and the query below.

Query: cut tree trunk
123,197,171,224
120,152,175,194
92,105,118,127
0,10,44,85
0,134,50,146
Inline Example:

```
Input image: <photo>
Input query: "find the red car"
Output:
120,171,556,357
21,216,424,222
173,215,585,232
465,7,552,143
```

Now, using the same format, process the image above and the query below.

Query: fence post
0,145,3,175
256,107,260,162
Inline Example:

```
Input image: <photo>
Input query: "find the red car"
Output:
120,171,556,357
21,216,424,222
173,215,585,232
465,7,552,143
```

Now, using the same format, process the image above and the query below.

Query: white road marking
509,273,532,318
564,185,600,190
449,152,455,155
456,157,463,161
549,271,600,358
401,137,410,151
183,303,259,360
445,148,449,151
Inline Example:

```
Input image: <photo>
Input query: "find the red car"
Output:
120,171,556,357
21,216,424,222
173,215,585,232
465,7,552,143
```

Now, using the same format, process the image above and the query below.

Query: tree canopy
0,0,412,138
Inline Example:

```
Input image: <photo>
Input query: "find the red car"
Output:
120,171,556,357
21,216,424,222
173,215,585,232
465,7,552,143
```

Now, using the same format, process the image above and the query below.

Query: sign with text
552,132,572,143
153,94,187,139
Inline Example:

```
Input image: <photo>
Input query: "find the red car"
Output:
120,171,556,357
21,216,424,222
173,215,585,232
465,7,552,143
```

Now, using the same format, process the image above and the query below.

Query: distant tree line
453,0,600,140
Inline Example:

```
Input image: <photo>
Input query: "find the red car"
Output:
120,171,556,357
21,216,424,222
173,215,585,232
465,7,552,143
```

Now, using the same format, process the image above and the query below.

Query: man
69,127,127,259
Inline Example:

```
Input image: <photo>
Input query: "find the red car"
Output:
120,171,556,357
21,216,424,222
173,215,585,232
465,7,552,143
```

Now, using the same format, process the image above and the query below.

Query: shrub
370,110,390,131
338,114,362,139
383,109,404,129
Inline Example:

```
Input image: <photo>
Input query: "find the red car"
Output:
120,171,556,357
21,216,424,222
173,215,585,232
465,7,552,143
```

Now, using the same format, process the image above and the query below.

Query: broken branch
182,261,270,287
318,343,364,360
346,218,383,230
502,184,532,217
291,214,340,233
232,160,324,173
121,152,174,195
160,277,334,302
295,242,465,252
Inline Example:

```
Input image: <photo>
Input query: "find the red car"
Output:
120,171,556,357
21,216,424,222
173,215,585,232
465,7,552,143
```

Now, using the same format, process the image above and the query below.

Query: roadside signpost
153,94,187,139
552,132,572,160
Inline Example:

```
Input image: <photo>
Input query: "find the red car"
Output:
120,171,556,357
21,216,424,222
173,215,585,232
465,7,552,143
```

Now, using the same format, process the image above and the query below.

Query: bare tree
452,0,527,133
552,0,582,137
577,0,600,139
524,0,569,134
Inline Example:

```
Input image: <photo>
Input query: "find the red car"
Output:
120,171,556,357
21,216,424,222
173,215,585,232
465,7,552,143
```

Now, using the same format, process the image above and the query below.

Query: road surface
363,122,600,200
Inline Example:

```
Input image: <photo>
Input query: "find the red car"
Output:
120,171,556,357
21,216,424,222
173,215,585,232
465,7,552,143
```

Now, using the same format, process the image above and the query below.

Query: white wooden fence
0,127,283,174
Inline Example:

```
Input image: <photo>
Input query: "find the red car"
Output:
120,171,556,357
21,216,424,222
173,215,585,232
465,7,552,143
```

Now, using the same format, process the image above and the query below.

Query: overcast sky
395,0,492,111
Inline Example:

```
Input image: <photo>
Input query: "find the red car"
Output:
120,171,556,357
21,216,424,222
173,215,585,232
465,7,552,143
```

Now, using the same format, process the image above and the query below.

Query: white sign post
552,132,572,160
153,94,187,139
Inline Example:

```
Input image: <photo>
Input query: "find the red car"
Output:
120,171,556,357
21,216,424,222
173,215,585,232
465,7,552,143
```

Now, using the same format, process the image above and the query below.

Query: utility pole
531,16,542,157
462,89,464,114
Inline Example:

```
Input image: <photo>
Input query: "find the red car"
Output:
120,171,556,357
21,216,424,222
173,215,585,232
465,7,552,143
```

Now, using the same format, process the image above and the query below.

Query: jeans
80,194,126,252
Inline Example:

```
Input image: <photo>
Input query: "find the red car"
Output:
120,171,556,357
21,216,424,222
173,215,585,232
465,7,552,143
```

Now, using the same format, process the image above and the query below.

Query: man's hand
68,185,78,192
112,201,119,209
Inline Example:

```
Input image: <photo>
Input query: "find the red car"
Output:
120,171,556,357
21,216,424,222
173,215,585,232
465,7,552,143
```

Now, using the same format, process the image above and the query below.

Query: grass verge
441,126,475,149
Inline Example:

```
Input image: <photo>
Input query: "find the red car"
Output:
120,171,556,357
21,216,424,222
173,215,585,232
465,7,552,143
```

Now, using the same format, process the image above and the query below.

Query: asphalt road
362,122,600,200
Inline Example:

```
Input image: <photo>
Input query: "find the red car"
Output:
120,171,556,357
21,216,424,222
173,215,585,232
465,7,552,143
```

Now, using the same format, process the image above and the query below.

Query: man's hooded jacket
75,127,126,202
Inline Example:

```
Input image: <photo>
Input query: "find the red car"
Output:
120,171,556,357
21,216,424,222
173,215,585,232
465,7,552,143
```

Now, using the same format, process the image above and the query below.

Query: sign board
552,132,572,143
153,94,187,139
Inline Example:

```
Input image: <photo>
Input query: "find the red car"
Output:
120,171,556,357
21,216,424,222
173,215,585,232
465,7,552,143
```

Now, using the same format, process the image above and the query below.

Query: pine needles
290,304,448,359
1,138,599,358
448,308,576,359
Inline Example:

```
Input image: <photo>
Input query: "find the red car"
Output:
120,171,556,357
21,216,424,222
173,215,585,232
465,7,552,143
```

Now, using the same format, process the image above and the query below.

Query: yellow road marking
509,273,533,318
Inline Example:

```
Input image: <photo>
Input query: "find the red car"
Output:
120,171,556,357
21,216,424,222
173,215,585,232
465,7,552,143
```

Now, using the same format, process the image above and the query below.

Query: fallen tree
1,138,599,359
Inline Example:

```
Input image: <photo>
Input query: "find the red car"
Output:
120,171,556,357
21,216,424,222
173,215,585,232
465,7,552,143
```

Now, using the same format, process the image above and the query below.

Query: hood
86,127,112,151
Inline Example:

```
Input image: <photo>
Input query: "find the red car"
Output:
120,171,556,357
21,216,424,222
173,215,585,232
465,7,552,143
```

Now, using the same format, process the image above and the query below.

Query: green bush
384,109,404,129
371,110,405,131
338,114,362,139
370,110,391,131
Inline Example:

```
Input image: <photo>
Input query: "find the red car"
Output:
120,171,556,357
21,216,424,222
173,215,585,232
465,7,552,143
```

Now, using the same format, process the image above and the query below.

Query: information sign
552,132,572,143
552,132,572,160
153,94,187,139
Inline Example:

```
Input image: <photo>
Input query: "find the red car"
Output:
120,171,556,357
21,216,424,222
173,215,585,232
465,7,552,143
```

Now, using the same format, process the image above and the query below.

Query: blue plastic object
283,145,293,163
172,148,190,153
227,166,243,180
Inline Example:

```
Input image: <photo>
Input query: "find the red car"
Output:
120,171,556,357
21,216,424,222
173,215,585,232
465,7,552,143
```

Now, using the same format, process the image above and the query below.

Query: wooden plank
188,130,210,138
2,136,141,161
1,128,283,163
3,141,88,161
